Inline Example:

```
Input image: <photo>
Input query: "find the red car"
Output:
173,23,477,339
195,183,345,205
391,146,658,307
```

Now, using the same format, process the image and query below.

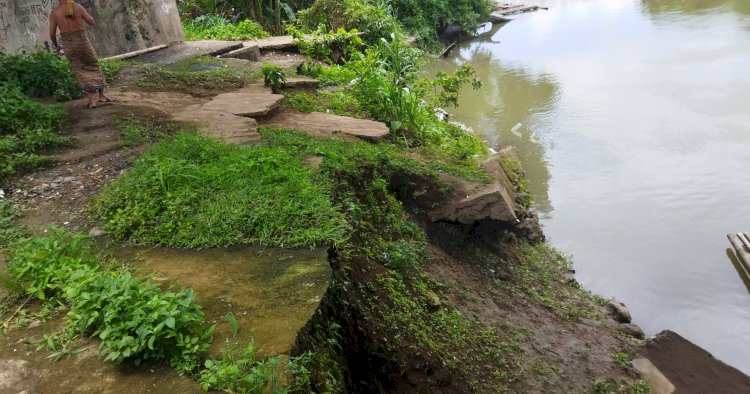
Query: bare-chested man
49,0,112,108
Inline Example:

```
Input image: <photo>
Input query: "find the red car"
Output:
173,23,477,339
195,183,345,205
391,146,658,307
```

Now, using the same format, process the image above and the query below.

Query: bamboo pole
101,44,168,61
728,232,750,275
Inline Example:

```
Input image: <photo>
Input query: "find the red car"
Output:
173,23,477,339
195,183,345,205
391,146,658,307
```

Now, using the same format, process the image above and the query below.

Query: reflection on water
433,0,750,373
425,37,558,214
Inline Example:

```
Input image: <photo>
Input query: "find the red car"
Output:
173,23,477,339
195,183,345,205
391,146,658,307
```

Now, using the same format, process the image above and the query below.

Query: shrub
289,25,364,64
182,15,269,40
0,51,81,100
0,84,68,181
92,133,348,249
296,0,402,44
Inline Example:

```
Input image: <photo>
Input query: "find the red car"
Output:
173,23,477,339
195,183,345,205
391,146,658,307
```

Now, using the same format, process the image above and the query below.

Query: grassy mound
93,133,348,249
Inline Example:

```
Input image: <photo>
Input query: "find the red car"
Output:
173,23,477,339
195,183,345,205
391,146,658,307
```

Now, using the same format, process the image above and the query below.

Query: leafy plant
261,63,286,93
0,201,27,247
295,0,401,45
3,228,214,367
0,84,68,181
99,58,132,82
289,25,364,64
199,339,282,392
183,15,269,40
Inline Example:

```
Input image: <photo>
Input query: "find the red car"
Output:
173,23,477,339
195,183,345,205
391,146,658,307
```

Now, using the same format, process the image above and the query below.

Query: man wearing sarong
49,0,113,108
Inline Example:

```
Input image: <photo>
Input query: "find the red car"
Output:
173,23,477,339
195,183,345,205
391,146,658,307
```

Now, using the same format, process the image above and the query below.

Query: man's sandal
86,103,98,109
98,97,116,103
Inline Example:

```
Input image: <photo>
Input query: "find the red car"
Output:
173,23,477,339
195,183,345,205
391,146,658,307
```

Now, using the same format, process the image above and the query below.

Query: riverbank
2,8,750,394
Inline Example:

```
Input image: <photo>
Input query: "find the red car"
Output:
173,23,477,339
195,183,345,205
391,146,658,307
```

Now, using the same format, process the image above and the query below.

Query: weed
262,63,286,93
99,58,133,82
610,351,632,367
0,201,27,247
199,339,282,392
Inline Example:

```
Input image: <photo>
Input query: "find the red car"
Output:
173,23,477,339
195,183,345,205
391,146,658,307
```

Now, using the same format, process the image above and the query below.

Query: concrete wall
0,0,184,57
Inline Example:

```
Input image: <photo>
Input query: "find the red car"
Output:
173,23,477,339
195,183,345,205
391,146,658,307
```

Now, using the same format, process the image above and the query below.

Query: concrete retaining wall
0,0,184,57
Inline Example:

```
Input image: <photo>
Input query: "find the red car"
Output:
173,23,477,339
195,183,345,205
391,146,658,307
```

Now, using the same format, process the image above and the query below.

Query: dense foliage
182,15,269,40
295,0,402,44
0,84,68,181
93,133,348,249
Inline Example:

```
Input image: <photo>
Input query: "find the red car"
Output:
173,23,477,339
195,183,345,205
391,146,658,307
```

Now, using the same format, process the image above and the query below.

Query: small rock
88,227,104,237
52,177,64,183
620,323,645,339
62,176,76,183
0,189,4,199
50,183,60,189
607,298,632,323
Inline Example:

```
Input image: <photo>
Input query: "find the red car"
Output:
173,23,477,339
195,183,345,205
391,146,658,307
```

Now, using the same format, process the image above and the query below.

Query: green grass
92,132,348,249
138,56,261,91
0,84,69,182
113,113,183,147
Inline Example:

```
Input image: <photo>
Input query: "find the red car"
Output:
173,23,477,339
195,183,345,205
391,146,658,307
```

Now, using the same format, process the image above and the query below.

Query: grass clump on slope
92,133,347,249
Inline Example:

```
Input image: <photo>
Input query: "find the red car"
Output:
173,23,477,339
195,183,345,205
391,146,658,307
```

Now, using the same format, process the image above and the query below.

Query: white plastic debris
510,122,522,138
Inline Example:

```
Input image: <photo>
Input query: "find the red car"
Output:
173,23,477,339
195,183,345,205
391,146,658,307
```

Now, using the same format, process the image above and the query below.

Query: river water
430,0,750,373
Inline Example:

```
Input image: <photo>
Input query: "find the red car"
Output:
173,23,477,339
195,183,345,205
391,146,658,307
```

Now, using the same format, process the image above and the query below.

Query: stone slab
285,77,320,88
263,112,390,141
173,105,261,144
246,35,296,51
221,45,262,61
201,87,284,117
632,358,674,394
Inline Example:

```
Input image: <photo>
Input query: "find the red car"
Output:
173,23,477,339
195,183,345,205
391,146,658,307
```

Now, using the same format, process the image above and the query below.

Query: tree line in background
178,0,491,46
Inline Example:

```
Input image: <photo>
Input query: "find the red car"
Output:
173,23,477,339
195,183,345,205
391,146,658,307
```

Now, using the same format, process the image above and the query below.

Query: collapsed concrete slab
263,112,390,142
429,155,519,224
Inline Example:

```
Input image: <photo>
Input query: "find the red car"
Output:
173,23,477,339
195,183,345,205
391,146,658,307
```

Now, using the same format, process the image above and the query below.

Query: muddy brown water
429,0,750,374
